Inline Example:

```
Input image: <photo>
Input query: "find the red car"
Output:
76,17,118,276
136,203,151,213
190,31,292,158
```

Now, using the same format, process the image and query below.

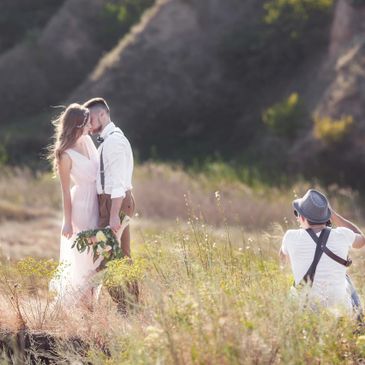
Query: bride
48,103,102,307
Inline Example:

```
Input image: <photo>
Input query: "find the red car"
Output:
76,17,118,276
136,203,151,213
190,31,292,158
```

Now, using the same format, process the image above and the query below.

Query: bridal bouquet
72,216,131,271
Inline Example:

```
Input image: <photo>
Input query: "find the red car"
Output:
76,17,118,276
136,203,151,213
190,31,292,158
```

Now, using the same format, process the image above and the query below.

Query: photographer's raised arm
331,210,365,249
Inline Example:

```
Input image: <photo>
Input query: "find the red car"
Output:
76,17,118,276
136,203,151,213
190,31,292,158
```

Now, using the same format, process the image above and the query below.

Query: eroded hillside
1,0,365,188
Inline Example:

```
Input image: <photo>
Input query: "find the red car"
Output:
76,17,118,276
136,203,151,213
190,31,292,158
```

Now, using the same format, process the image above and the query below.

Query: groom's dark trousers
97,191,139,313
98,190,135,257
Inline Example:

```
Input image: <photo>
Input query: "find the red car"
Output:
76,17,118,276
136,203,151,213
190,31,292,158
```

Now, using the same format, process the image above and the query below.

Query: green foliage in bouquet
72,228,125,271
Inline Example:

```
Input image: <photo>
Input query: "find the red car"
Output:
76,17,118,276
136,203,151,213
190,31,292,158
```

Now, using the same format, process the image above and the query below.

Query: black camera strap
306,228,352,268
297,227,352,288
298,228,329,287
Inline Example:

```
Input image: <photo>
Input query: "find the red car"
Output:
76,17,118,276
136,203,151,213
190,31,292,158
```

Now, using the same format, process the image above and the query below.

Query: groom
84,97,135,257
85,97,138,312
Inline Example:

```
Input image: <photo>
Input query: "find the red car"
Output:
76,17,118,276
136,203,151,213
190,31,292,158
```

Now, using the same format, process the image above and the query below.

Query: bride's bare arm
59,153,73,238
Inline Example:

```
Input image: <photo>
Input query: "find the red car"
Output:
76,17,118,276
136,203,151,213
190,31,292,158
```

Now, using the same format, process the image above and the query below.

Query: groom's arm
106,138,127,232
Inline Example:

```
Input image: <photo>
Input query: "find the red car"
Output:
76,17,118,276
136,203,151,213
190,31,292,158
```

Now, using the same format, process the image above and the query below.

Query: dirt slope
294,0,365,187
69,0,261,158
0,0,111,124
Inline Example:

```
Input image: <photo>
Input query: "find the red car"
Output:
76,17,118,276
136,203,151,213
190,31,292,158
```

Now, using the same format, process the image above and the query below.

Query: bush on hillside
95,0,155,50
264,0,334,24
263,0,334,62
262,93,304,138
263,0,334,67
314,115,354,144
222,0,334,82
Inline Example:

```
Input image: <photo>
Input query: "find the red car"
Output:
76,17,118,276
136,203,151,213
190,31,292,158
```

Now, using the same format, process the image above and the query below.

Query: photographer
280,189,365,315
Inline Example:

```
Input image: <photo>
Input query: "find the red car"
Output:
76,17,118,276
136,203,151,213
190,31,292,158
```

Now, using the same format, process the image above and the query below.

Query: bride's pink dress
51,135,102,303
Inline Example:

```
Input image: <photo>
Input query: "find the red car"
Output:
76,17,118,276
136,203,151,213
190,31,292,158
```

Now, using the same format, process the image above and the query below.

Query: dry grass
0,219,364,364
134,163,363,228
0,163,362,260
0,164,365,363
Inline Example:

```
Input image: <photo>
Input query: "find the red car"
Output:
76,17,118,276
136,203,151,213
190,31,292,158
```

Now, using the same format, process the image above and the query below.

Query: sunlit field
0,164,365,364
2,0,365,362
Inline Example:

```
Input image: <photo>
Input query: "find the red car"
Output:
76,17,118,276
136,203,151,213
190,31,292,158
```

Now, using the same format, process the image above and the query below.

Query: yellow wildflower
356,335,365,348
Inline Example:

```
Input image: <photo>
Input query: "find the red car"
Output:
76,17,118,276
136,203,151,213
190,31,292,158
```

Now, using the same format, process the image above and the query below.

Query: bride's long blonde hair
48,103,89,173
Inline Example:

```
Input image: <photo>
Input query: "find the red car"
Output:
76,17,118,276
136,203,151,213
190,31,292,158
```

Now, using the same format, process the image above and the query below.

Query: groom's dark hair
83,97,110,113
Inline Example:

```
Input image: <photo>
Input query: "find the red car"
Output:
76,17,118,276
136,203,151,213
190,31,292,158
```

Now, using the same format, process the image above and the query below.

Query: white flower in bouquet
96,230,107,243
74,225,128,270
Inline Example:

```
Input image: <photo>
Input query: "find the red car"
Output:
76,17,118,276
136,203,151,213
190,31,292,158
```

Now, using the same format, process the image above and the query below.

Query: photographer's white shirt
281,227,355,309
96,122,134,199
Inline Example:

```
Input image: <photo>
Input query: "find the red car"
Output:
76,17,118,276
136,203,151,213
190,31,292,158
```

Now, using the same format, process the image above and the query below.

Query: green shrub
264,0,334,25
262,0,334,64
314,115,354,144
95,0,155,50
222,0,334,83
262,93,304,137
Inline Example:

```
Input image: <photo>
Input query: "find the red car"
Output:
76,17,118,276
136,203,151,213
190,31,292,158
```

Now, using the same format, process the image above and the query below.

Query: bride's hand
62,222,73,239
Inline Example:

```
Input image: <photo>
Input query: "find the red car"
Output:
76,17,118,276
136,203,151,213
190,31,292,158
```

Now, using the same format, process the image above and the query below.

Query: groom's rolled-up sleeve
106,138,127,199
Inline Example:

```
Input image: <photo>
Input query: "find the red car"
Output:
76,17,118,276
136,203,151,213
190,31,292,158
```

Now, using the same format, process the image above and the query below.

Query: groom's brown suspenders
99,130,123,194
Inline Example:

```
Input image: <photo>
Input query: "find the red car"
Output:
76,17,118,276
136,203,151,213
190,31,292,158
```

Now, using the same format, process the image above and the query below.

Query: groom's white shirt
96,122,134,199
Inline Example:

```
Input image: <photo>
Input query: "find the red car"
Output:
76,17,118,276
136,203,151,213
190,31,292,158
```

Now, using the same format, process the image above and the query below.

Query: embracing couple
48,98,135,308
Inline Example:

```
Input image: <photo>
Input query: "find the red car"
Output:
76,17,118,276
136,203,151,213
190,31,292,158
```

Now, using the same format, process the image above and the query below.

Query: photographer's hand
330,208,365,249
330,209,362,235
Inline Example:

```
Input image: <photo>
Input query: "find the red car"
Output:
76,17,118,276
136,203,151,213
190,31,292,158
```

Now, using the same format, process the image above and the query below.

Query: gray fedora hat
292,189,331,224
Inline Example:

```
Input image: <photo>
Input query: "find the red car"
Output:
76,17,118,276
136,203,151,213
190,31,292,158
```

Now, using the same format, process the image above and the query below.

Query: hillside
70,0,331,159
293,1,365,189
70,0,262,159
1,0,365,189
0,0,110,123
